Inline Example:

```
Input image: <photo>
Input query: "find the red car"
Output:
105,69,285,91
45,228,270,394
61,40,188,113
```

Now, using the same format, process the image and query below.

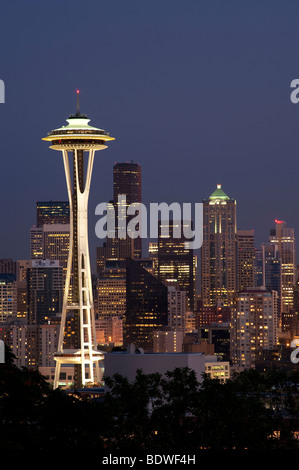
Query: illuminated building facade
167,286,186,334
269,220,296,316
230,287,278,370
124,258,168,351
30,224,70,277
97,161,142,272
27,259,63,325
205,362,230,383
0,259,16,275
113,161,142,259
198,325,230,361
0,322,59,369
201,184,237,308
30,227,44,259
256,243,282,320
0,274,17,323
36,201,70,227
196,304,231,328
158,219,195,311
95,317,123,346
42,224,70,278
97,274,126,321
153,329,183,353
148,241,158,275
237,229,255,291
42,94,114,388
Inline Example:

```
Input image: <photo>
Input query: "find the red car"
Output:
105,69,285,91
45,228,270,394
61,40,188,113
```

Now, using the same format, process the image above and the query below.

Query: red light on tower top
275,219,285,224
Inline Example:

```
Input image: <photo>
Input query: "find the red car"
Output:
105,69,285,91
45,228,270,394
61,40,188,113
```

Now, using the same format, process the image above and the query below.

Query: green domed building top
208,184,231,201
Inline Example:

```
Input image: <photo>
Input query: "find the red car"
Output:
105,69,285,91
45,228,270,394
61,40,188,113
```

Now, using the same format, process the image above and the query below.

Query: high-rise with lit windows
201,184,237,308
237,229,255,291
124,258,168,351
157,219,195,311
97,161,142,272
0,273,17,323
36,201,70,227
230,287,278,370
269,220,296,317
27,259,63,325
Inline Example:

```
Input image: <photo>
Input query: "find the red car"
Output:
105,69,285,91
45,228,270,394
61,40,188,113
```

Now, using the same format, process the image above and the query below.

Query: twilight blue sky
1,0,299,269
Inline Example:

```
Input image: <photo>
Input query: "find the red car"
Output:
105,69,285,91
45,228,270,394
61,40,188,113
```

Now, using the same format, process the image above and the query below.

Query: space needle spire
43,91,115,389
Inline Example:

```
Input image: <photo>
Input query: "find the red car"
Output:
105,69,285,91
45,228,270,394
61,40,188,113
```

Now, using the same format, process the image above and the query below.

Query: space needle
43,91,114,389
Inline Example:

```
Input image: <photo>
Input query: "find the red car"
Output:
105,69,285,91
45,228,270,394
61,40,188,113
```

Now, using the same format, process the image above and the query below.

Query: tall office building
153,330,184,353
97,161,142,271
201,184,237,308
167,286,186,334
0,259,16,276
198,325,230,362
30,224,70,274
254,243,282,324
0,321,59,369
124,258,168,351
254,248,264,288
196,304,231,328
0,274,17,323
158,219,195,311
237,230,255,291
148,242,158,276
230,287,278,370
42,224,70,277
36,201,70,227
113,161,142,259
30,227,44,259
27,260,64,325
97,261,127,322
269,220,296,315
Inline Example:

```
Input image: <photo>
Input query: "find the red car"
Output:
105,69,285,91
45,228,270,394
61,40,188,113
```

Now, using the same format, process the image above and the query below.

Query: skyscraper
230,287,278,370
42,224,70,277
237,230,255,291
42,94,114,389
27,259,63,325
269,220,296,316
167,286,186,334
201,184,237,308
31,202,70,281
157,219,195,311
0,259,16,276
36,201,70,227
148,241,158,275
97,261,127,326
97,161,142,271
0,273,17,323
124,258,168,351
30,227,44,259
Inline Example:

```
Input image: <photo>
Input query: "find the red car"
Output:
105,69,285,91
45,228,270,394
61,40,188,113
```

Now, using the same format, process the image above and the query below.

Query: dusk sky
1,0,299,269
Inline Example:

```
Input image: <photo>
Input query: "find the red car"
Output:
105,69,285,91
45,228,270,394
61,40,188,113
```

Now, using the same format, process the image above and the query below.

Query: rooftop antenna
76,89,80,114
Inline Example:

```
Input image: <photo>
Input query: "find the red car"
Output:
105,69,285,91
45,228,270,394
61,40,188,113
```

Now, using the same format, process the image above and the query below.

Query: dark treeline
0,346,299,450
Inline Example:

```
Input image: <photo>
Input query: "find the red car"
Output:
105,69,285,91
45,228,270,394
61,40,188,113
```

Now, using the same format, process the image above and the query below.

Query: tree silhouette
1,345,299,450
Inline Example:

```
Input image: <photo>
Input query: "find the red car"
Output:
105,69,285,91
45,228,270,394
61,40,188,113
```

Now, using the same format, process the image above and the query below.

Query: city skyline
2,0,299,452
1,1,299,265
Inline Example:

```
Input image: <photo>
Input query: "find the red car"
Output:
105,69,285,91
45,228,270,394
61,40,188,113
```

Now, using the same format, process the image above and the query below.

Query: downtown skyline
2,1,299,454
